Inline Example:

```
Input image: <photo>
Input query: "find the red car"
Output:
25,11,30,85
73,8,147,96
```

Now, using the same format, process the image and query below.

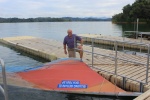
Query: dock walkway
0,35,150,98
79,34,150,51
79,34,150,44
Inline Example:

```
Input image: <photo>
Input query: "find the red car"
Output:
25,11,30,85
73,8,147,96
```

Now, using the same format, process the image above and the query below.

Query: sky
0,0,135,18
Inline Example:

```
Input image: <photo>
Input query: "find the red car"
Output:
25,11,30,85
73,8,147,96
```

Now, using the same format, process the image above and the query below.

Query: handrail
0,58,9,100
75,48,147,66
75,36,150,92
0,85,4,94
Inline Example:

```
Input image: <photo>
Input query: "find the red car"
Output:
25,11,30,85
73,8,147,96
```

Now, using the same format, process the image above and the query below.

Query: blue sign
58,80,88,88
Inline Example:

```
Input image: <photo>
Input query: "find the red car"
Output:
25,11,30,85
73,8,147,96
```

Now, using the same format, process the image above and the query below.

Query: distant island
0,17,112,23
112,0,150,23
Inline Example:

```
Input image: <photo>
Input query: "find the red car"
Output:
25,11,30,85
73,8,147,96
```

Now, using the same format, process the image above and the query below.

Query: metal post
123,31,125,41
0,86,4,94
92,38,94,67
146,45,150,83
115,41,118,74
140,46,142,53
123,42,125,52
134,21,136,32
74,36,76,58
0,58,9,100
140,32,142,43
136,18,139,39
123,77,126,90
113,42,115,51
139,32,142,53
122,32,125,52
140,82,143,92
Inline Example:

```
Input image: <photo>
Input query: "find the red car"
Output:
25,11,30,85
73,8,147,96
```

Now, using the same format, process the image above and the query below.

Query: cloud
0,0,7,2
0,0,135,18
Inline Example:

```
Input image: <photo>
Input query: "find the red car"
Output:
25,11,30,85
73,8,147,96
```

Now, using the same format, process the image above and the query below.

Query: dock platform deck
79,34,150,51
0,36,150,98
79,34,150,44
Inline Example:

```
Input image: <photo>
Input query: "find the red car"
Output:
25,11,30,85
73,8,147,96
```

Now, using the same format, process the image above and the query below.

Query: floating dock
0,35,150,99
79,34,150,50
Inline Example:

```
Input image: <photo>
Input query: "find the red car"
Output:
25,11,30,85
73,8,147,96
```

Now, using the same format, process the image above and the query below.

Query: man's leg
79,50,83,59
77,46,83,61
68,49,75,58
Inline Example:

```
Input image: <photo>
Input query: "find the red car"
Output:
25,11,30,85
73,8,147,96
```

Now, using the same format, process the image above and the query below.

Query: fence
0,58,9,100
123,31,150,42
74,36,150,92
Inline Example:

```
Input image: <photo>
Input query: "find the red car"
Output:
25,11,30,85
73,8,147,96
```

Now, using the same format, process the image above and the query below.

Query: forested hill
0,17,111,23
112,0,150,23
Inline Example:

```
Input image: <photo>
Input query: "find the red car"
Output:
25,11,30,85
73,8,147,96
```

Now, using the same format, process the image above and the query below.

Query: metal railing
0,58,9,100
123,31,150,43
74,36,150,92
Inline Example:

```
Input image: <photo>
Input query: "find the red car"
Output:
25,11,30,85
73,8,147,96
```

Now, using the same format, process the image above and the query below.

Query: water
0,22,129,72
0,22,149,100
0,22,123,41
0,43,47,72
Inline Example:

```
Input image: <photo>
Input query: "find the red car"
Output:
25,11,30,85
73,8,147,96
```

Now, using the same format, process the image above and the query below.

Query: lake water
0,22,150,68
0,22,149,100
0,22,125,41
0,22,122,72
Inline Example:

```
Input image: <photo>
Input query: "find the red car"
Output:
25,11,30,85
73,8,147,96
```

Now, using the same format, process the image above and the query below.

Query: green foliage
112,0,150,23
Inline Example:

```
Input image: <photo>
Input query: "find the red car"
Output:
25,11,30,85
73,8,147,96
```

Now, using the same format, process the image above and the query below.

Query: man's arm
80,39,83,46
64,44,67,55
63,37,67,55
76,35,83,46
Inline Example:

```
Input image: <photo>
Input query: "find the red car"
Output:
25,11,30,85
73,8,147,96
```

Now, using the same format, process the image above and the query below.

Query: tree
112,13,123,22
112,0,150,23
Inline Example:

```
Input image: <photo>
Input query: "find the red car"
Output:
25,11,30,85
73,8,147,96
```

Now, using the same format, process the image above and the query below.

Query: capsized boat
17,58,139,96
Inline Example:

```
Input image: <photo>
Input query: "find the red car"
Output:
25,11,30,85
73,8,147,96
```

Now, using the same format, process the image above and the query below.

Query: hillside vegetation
0,17,111,23
112,0,150,23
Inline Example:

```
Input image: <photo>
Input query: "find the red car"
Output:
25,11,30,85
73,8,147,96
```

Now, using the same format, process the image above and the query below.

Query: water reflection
121,23,150,32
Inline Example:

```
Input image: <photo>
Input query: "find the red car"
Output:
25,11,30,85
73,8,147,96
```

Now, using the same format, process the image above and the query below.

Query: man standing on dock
63,29,83,61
